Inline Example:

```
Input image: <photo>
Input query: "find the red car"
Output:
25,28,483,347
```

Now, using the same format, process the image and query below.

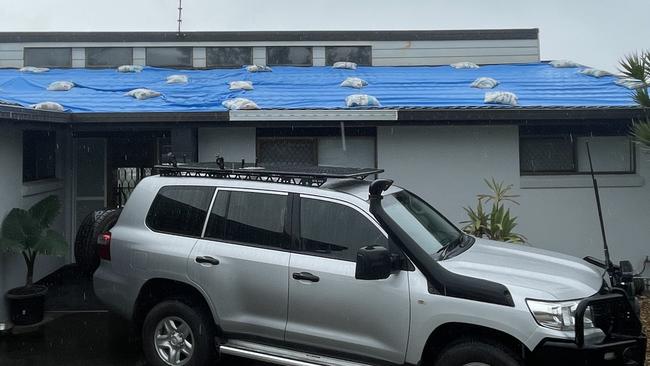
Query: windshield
382,190,463,255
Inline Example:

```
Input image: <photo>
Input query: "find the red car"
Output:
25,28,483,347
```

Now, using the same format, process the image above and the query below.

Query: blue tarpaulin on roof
0,62,638,113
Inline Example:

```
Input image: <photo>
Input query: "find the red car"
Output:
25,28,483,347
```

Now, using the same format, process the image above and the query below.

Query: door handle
195,256,220,265
292,272,320,282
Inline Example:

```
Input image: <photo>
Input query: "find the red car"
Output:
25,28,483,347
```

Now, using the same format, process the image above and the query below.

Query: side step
219,340,375,366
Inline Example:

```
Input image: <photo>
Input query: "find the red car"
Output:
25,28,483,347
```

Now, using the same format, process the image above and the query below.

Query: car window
204,190,290,249
299,197,387,261
146,186,215,237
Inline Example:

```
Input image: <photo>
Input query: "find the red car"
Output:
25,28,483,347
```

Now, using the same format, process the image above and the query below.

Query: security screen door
73,138,107,231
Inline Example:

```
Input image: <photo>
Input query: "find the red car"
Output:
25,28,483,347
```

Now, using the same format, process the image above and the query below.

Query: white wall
1,0,649,71
198,127,257,164
0,126,69,327
377,126,650,274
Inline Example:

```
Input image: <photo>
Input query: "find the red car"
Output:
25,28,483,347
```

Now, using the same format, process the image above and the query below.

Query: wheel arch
132,277,222,335
421,322,531,364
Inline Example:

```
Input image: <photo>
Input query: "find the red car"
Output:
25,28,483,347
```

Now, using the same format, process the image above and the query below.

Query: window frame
325,46,372,66
23,47,72,68
85,47,133,68
201,187,292,252
23,130,57,183
206,47,253,68
295,194,389,262
519,132,636,176
145,185,216,238
145,47,194,68
266,46,313,66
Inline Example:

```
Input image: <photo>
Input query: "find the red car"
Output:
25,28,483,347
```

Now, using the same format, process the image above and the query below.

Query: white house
0,28,648,330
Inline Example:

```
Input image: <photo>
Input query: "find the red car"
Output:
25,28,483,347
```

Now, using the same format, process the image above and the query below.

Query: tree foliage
620,51,650,149
461,178,526,243
0,195,67,287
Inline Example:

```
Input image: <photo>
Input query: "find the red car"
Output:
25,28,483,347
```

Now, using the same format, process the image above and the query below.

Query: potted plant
0,195,67,325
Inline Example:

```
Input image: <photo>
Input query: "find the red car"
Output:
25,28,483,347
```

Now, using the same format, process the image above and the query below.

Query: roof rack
154,163,383,187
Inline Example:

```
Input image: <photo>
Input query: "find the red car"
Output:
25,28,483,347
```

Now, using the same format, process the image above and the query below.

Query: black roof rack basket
154,163,383,187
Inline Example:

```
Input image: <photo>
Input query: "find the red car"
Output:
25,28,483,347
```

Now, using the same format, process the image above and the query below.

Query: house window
325,46,372,66
145,47,193,68
23,48,72,68
206,47,252,68
86,47,133,68
520,134,634,175
23,130,57,182
266,46,313,66
257,138,318,166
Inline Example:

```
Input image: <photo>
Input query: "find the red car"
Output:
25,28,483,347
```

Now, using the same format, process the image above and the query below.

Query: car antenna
586,141,614,282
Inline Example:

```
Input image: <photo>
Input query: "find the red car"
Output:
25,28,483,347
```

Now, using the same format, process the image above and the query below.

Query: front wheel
142,300,216,366
434,338,523,366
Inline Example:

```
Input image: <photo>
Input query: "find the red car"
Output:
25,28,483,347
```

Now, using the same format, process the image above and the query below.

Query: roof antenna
176,0,184,37
586,141,614,282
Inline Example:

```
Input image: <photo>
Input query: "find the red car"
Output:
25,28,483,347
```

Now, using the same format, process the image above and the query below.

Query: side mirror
355,245,392,280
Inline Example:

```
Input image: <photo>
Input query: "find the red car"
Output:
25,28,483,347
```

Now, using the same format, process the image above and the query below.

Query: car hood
440,238,603,300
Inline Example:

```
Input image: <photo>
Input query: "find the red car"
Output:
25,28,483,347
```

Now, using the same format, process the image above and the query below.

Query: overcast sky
1,0,649,72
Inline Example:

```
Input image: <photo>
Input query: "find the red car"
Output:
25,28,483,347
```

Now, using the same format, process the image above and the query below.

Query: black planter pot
6,285,48,326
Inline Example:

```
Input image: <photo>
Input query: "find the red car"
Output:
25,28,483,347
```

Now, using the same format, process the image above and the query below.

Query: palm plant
619,51,650,149
461,178,526,243
0,195,67,287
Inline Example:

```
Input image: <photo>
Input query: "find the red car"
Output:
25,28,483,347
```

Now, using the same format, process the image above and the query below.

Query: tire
142,300,216,366
434,338,522,366
74,208,122,274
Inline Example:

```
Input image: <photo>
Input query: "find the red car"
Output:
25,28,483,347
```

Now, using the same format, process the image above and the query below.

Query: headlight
526,299,594,331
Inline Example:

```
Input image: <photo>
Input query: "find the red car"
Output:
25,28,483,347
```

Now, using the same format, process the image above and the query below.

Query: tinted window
326,46,371,66
266,47,312,66
300,198,386,261
205,191,289,249
24,48,71,68
257,138,317,166
86,47,133,68
146,186,215,236
23,130,56,182
207,47,252,68
146,47,193,68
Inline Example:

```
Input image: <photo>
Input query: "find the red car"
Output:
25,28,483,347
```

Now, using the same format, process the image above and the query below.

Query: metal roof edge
397,107,649,122
0,28,539,43
0,104,70,123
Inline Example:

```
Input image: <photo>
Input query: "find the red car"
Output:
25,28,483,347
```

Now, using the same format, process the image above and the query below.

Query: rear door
188,188,291,341
285,195,411,364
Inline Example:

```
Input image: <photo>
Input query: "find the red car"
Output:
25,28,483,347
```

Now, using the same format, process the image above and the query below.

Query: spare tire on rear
74,208,122,274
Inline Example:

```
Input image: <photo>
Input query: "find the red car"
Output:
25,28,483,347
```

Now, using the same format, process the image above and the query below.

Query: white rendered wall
377,126,650,274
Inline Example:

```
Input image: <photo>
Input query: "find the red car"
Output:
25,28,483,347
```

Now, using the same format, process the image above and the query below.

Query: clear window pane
300,198,386,261
325,46,371,66
266,46,313,66
576,136,634,173
206,47,252,68
86,47,133,68
205,191,289,249
24,48,72,68
146,186,215,236
145,47,193,68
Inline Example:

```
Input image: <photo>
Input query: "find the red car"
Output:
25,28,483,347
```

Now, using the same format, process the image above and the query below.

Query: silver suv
93,164,646,366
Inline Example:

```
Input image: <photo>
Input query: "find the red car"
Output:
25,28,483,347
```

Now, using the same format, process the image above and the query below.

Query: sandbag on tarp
117,65,143,73
579,68,611,78
471,77,499,89
550,60,581,68
166,75,188,84
32,101,64,111
126,88,161,100
333,62,357,70
229,81,254,90
223,98,259,110
47,81,75,91
246,65,272,73
340,77,368,89
451,62,479,69
345,94,380,107
484,91,518,106
20,66,49,73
